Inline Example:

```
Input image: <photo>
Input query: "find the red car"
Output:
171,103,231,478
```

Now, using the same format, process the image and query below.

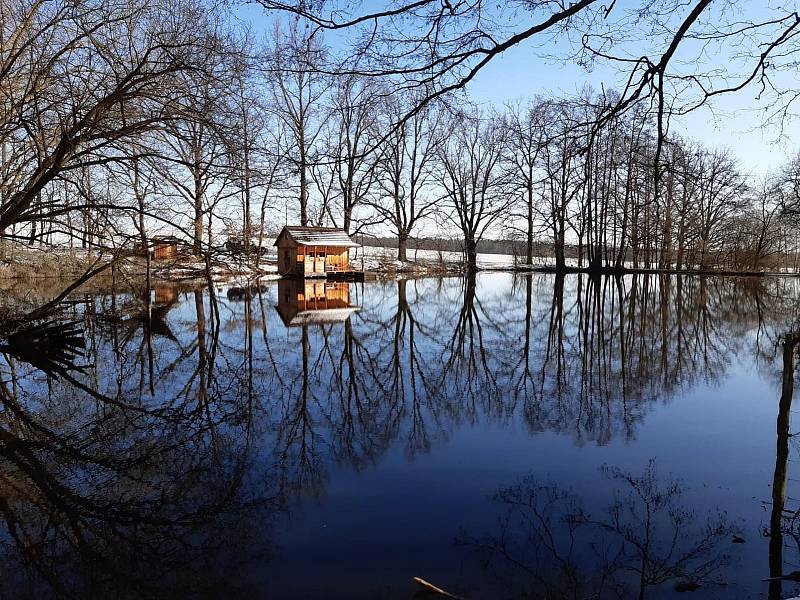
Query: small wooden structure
274,226,361,278
275,280,360,327
152,235,181,262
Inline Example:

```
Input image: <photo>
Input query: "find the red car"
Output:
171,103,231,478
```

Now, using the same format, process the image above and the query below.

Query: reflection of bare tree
272,273,800,467
0,273,794,597
767,333,800,600
439,273,501,422
389,279,447,456
0,377,274,598
0,321,85,378
515,274,768,444
373,278,453,457
0,282,275,598
274,325,328,501
460,461,737,599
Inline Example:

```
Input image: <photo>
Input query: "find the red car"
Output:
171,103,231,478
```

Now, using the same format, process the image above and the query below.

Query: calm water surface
2,273,800,599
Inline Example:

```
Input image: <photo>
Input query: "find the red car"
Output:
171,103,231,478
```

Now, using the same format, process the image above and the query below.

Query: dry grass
0,245,102,280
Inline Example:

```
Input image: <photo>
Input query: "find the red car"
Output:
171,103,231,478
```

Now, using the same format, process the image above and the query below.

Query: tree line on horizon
4,0,800,277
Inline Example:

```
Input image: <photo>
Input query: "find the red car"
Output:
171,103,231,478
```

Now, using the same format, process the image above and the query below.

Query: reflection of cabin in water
275,280,360,327
154,284,179,306
274,226,362,279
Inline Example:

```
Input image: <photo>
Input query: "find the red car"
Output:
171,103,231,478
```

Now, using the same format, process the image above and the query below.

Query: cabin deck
327,270,365,282
283,270,365,282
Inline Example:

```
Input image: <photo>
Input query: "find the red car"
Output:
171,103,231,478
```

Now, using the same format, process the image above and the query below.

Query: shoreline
0,244,794,285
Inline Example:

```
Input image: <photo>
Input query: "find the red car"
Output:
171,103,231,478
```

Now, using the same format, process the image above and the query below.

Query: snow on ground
355,244,580,271
210,236,569,272
254,241,577,272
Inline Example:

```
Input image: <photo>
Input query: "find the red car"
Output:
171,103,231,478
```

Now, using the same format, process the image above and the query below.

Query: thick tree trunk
0,140,5,259
397,231,409,261
465,237,478,272
554,225,566,271
587,251,602,272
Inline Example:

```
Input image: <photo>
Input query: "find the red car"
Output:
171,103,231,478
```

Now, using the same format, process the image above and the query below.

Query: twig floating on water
413,577,463,599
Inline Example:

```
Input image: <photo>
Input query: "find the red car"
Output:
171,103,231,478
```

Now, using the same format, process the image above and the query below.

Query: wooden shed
275,280,360,327
152,235,181,262
274,226,361,278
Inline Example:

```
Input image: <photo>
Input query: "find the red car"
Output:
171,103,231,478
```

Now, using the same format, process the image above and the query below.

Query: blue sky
237,1,800,174
464,33,800,176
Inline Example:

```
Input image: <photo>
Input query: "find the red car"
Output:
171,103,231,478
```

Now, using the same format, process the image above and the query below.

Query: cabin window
318,251,326,258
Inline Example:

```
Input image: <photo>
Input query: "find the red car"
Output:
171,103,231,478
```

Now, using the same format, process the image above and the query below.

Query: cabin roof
151,235,183,245
274,226,360,248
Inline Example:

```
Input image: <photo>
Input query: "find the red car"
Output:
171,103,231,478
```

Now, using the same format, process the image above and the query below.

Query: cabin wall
325,247,349,271
277,243,299,275
153,243,176,261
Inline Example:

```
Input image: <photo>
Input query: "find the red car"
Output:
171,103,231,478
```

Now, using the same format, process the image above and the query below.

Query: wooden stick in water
413,577,463,599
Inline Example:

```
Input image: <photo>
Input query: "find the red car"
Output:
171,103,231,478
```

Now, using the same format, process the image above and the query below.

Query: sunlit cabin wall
153,242,177,261
297,246,350,275
299,246,350,275
325,247,349,271
275,235,352,276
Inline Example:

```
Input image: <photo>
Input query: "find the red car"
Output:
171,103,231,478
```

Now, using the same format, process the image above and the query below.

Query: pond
2,273,800,599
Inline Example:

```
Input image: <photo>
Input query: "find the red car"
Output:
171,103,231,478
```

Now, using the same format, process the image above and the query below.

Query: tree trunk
193,171,203,256
397,231,409,261
243,108,251,256
526,182,534,264
770,335,796,599
465,237,478,272
299,134,308,227
554,224,566,271
0,140,6,259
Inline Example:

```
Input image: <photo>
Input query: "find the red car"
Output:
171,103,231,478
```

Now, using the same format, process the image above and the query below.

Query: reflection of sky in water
1,273,799,598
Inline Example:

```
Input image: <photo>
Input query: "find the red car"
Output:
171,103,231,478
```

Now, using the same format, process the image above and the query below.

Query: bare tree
329,74,381,233
268,22,328,227
0,0,222,239
502,99,547,265
158,61,238,255
368,95,444,261
255,4,800,146
439,108,509,271
537,100,586,271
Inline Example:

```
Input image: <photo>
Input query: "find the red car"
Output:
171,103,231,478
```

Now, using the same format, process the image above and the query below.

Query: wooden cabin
274,226,360,278
152,235,181,261
276,279,360,327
